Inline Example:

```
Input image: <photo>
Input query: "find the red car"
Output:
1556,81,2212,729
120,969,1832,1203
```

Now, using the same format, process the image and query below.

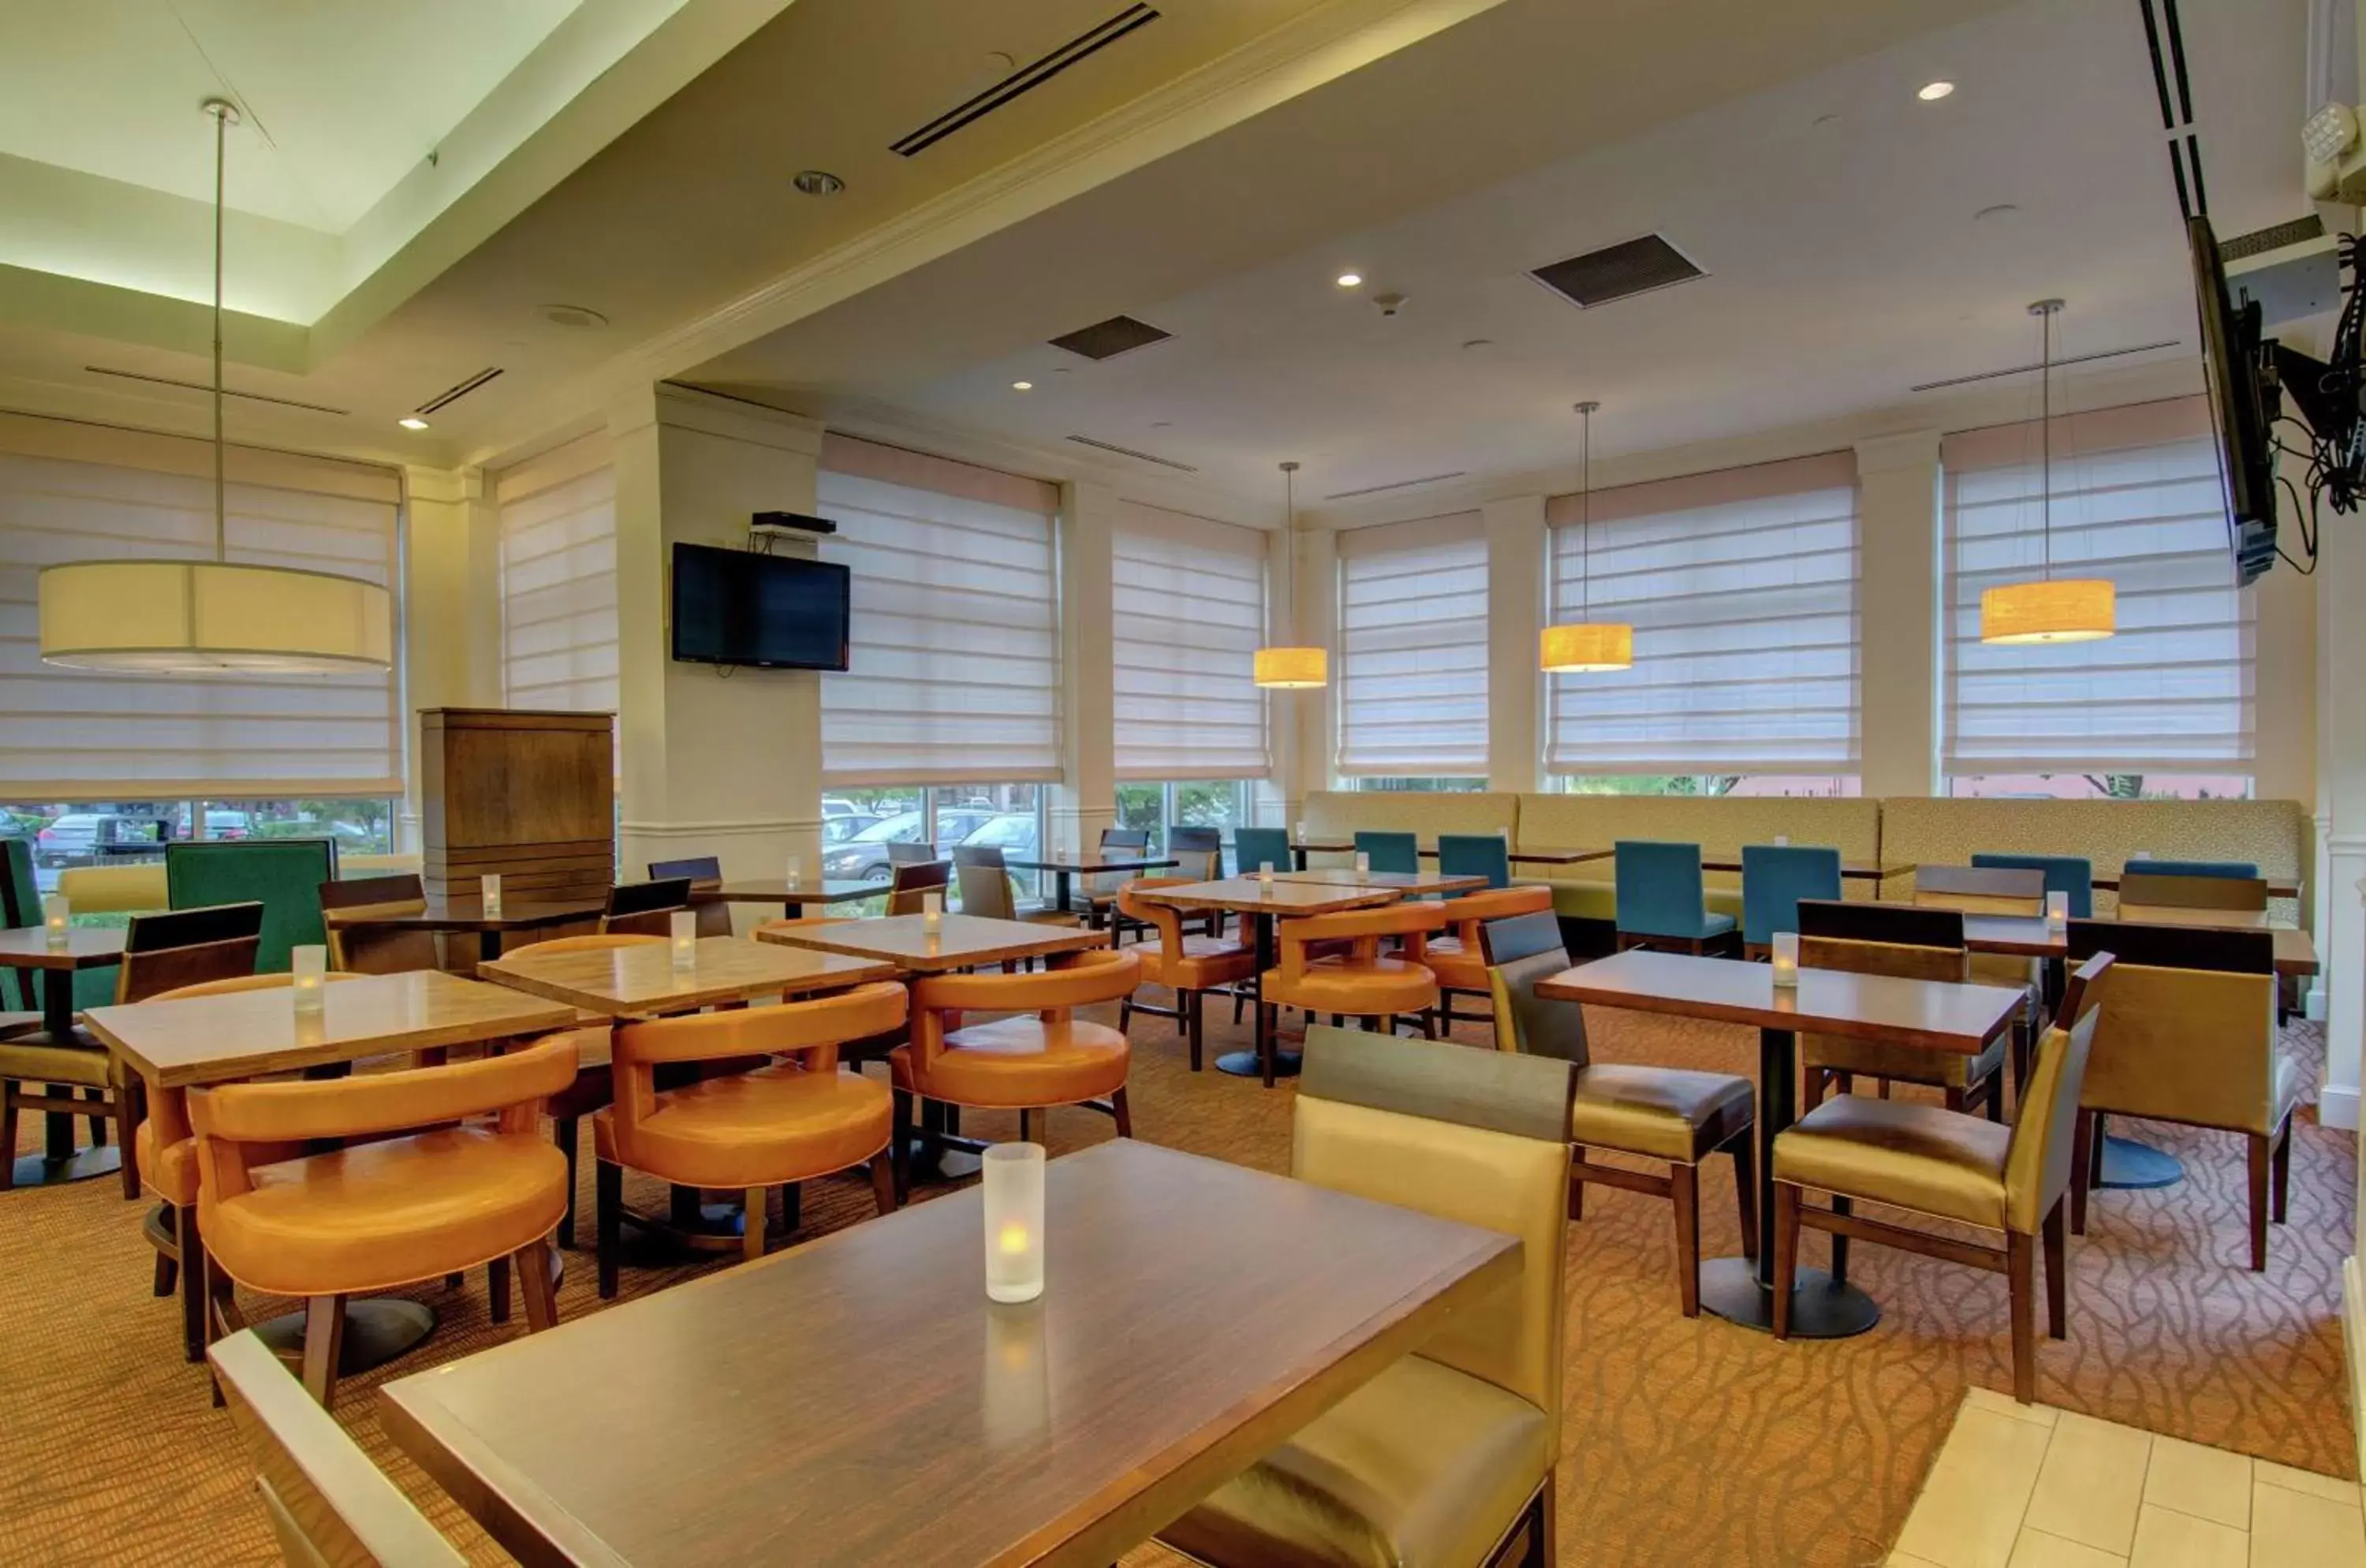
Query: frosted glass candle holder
1354,851,1371,881
480,874,502,917
1256,862,1274,887
291,945,327,1014
670,910,698,971
921,891,943,931
1773,835,1789,847
1293,821,1307,844
2046,890,2069,930
983,1142,1047,1303
1771,931,1800,989
41,894,69,950
2131,849,2152,861
785,855,803,888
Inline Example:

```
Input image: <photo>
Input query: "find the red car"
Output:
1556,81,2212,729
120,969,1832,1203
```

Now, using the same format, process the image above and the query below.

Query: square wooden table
1536,948,2023,1338
382,1139,1521,1568
755,913,1108,974
1004,857,1179,918
1272,868,1489,895
695,878,893,916
321,894,606,964
478,935,898,1017
1267,840,1610,870
0,924,131,1181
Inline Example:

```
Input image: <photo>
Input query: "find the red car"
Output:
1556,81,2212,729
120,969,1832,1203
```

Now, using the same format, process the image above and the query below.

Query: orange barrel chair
1115,879,1256,1071
188,1034,580,1406
892,949,1140,1199
1255,904,1447,1085
1427,886,1555,1035
592,983,911,1297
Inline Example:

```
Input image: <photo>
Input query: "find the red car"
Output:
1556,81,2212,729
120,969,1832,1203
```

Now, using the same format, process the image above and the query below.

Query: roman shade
1334,511,1488,776
0,411,400,797
497,433,618,716
1942,397,2252,772
1111,502,1268,779
1544,451,1860,773
819,435,1062,785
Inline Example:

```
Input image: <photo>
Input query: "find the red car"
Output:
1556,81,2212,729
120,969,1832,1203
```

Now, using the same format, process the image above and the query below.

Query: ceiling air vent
1528,234,1704,308
891,5,1161,158
1065,435,1197,472
415,367,504,416
1324,472,1467,502
1048,314,1171,362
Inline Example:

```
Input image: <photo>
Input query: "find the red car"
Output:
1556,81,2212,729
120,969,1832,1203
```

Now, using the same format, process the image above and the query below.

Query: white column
609,386,825,928
1853,431,1942,798
1483,495,1546,793
401,465,500,854
1052,480,1117,857
2317,508,2365,1133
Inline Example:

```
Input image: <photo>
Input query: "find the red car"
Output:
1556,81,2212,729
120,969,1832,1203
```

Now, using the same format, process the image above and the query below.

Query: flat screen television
670,542,851,670
2187,215,2278,585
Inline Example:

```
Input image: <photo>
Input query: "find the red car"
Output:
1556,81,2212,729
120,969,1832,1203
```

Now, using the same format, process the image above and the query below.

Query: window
1946,774,2252,801
1112,502,1267,781
1334,513,1488,777
6,797,397,894
498,434,618,716
818,436,1061,786
1544,452,1860,776
1353,778,1488,793
0,412,402,802
815,782,1043,902
1942,397,2253,776
1114,779,1252,853
1558,775,1860,797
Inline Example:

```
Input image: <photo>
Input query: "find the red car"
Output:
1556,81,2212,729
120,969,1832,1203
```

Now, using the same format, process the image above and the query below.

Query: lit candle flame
998,1222,1031,1256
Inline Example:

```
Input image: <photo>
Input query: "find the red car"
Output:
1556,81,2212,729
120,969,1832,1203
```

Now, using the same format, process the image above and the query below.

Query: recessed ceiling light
1918,80,1955,101
397,416,429,431
1011,380,1033,391
1335,271,1364,289
537,303,608,330
793,169,845,196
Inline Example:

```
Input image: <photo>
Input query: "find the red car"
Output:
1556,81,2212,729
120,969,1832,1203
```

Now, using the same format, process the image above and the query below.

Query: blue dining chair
1971,853,2095,918
1354,831,1420,875
1232,827,1292,878
1739,844,1842,954
1614,841,1735,953
2131,858,2259,880
1436,834,1512,890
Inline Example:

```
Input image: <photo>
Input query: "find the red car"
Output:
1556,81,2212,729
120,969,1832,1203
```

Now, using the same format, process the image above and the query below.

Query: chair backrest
1092,827,1151,896
1166,826,1223,883
1115,877,1196,957
118,903,266,1003
1797,898,1965,951
2117,871,2268,915
1353,831,1420,875
317,874,437,975
1913,864,2046,917
886,841,936,867
1613,840,1707,938
1232,827,1291,879
951,844,1018,920
887,859,953,917
1436,834,1512,890
1739,845,1843,946
603,877,692,936
1439,885,1553,951
1972,853,2095,918
0,838,36,1012
166,839,334,974
908,950,1142,1061
210,1329,467,1567
2132,858,2260,880
191,1033,578,1155
1295,1028,1575,1435
608,984,910,1141
1275,901,1443,974
2065,918,2276,1129
2002,954,2113,1235
1479,909,1588,1068
647,857,722,883
509,931,662,959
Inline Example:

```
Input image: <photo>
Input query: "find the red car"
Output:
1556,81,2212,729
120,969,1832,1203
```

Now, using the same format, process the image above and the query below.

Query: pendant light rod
204,97,238,562
1574,401,1598,618
2030,298,2062,584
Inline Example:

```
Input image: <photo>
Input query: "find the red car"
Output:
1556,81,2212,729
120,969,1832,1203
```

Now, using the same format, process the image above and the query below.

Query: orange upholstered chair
1427,886,1554,1033
592,984,909,1297
893,948,1140,1198
189,1034,579,1406
502,932,662,1249
1260,902,1446,1047
1116,879,1256,1071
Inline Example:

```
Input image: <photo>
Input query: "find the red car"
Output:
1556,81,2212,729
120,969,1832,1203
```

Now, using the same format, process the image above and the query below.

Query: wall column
2316,507,2365,1133
1483,495,1546,793
401,465,500,854
1854,431,1941,798
609,386,824,927
1052,480,1117,857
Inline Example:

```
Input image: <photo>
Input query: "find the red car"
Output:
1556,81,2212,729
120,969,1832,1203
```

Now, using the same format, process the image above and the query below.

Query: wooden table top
1131,879,1404,917
1004,856,1178,875
321,895,606,934
0,925,127,969
1960,911,2319,976
697,879,891,906
479,937,898,1017
1267,838,1599,868
1271,868,1489,895
379,1140,1520,1568
83,971,578,1088
1539,948,2023,1054
756,913,1108,973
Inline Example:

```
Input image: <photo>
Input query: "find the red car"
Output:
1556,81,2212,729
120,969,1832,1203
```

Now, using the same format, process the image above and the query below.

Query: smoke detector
1372,292,1407,318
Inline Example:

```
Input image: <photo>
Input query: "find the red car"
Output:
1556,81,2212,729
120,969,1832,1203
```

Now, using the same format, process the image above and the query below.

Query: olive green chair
166,839,335,975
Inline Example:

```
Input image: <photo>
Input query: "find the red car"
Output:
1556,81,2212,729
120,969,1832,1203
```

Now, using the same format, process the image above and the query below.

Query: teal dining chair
165,839,335,975
1353,831,1420,875
1436,834,1512,890
1232,827,1291,877
1740,845,1842,956
1614,840,1734,954
1972,853,2095,919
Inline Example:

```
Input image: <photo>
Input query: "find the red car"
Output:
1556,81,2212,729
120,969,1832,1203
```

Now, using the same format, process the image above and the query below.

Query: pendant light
1539,401,1634,672
1252,460,1328,688
1978,299,2114,645
37,99,393,675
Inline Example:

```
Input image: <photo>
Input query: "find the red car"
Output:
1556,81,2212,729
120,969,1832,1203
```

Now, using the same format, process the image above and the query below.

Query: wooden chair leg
2069,1109,2094,1235
2041,1200,2067,1340
871,1150,899,1215
300,1294,346,1408
1983,1072,2005,1125
1771,1182,1801,1339
2246,1133,2271,1272
154,1245,177,1297
1943,1086,1968,1114
1017,1107,1035,1144
1829,1195,1852,1287
516,1236,558,1332
1670,1161,1701,1319
743,1186,769,1264
1567,1163,1584,1222
179,1206,209,1363
86,1085,108,1148
0,1085,17,1192
1117,996,1133,1035
116,1079,144,1200
1730,1137,1758,1264
2271,1117,2293,1225
553,1116,580,1249
595,1159,622,1300
891,1090,914,1204
1416,1009,1437,1040
1186,990,1204,1073
488,1255,512,1323
2009,1019,2032,1115
1110,1085,1133,1138
2007,1231,2036,1404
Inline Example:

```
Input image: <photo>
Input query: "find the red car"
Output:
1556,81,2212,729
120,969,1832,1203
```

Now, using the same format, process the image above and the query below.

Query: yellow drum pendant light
1980,300,2114,645
1253,461,1330,688
1539,401,1633,672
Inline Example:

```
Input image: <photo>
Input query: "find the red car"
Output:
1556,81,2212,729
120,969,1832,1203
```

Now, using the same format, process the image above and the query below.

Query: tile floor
1889,1389,2366,1568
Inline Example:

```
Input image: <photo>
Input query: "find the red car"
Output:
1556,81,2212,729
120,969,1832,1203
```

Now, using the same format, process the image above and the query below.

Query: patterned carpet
0,999,2351,1567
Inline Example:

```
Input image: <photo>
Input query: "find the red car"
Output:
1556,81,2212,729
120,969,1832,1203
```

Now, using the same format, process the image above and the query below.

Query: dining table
1536,947,2024,1338
0,924,130,1185
753,911,1109,974
1267,838,1610,871
1271,867,1490,895
691,877,893,917
381,1138,1521,1568
1003,855,1178,920
320,893,606,965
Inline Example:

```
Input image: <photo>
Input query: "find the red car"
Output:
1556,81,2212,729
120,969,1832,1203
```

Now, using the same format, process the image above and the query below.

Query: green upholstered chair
1438,833,1513,890
166,839,335,975
1354,831,1420,875
1,838,41,1026
1232,827,1291,878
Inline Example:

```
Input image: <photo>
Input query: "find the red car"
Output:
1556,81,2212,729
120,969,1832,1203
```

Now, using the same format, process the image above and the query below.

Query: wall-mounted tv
2187,215,2278,585
670,542,851,670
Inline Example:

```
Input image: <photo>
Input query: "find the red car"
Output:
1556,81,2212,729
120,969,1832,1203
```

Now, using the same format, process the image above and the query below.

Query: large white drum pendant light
1980,300,2114,645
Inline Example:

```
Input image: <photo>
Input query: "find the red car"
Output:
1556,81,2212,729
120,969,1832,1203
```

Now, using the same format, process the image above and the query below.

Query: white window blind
1942,396,2252,772
497,435,617,717
1111,502,1268,780
1334,512,1488,776
1544,451,1860,773
0,412,400,797
818,435,1062,786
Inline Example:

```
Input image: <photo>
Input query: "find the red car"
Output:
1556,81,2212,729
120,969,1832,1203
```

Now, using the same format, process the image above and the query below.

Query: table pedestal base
2096,1134,2184,1189
253,1298,435,1375
1698,1257,1881,1339
9,1143,121,1188
1215,1047,1302,1080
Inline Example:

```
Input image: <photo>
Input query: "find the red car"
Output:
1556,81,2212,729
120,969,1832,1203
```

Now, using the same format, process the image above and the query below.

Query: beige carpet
0,999,2351,1567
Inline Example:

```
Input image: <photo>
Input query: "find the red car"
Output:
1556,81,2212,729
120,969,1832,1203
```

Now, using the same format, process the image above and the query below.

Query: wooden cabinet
420,708,614,900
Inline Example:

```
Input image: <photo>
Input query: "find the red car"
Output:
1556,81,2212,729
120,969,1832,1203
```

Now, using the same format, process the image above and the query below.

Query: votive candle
922,891,943,931
786,854,803,888
670,910,697,971
480,873,502,917
1771,931,1801,988
983,1142,1047,1303
291,945,327,1013
41,894,69,950
1354,851,1371,881
1257,861,1274,888
2046,890,2069,930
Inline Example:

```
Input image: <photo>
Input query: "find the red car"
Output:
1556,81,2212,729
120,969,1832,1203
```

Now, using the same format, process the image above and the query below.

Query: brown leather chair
318,873,440,975
1795,902,2004,1122
210,1327,467,1566
892,948,1140,1199
2065,921,2295,1271
502,932,662,1249
1158,1028,1575,1568
593,983,910,1297
0,900,263,1201
1428,885,1554,1032
648,857,735,937
1260,902,1445,1049
190,1033,578,1405
1116,878,1256,1071
601,877,694,937
1913,864,2047,1102
886,859,952,917
1774,955,2113,1403
1483,909,1756,1318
